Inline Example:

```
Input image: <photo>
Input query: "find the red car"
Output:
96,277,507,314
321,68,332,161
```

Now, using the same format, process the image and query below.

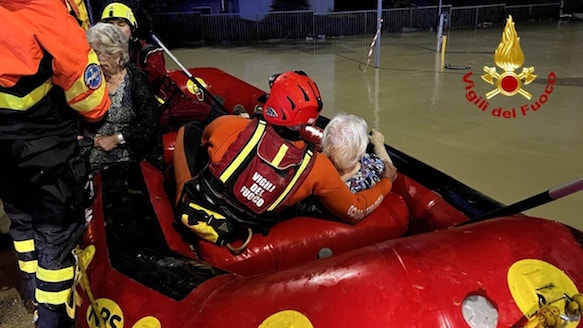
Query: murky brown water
167,19,583,231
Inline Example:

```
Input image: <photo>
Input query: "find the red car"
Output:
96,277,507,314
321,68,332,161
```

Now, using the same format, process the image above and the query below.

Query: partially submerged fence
152,3,562,45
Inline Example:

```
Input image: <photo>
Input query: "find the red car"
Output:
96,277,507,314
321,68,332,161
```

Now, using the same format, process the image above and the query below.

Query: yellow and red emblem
508,259,582,328
482,15,537,99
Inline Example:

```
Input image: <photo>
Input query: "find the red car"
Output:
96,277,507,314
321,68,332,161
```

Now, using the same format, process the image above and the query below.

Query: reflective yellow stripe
69,80,107,112
36,266,74,283
18,259,38,274
219,120,267,183
271,144,289,167
36,288,70,305
66,0,90,30
155,95,165,105
268,149,313,211
66,51,105,112
13,239,35,253
187,203,225,219
0,78,52,111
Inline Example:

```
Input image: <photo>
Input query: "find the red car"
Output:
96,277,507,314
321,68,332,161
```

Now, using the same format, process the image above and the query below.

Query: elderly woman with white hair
293,113,395,216
321,113,394,193
84,22,162,173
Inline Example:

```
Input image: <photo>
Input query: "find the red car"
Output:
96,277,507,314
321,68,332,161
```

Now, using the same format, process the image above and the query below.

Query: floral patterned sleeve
345,153,385,193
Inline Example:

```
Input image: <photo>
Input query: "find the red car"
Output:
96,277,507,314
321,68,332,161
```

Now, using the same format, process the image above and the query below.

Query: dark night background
92,0,570,14
90,0,581,35
336,0,563,10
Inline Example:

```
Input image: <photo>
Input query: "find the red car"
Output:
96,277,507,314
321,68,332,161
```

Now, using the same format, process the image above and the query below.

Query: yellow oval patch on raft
259,310,314,328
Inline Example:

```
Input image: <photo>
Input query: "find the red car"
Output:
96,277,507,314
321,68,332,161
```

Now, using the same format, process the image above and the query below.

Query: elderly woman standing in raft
84,22,162,173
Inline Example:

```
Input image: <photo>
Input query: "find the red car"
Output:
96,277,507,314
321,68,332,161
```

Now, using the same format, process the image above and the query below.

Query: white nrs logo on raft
86,298,123,328
239,172,277,208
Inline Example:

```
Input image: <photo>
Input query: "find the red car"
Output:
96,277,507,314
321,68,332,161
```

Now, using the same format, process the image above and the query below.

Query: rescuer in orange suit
0,0,110,327
173,71,398,246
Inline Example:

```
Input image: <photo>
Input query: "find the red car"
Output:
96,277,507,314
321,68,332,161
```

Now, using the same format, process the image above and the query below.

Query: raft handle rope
226,227,253,254
359,19,383,73
72,246,106,328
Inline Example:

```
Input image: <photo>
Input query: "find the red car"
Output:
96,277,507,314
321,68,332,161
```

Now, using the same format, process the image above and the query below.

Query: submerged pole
436,0,444,52
375,0,382,68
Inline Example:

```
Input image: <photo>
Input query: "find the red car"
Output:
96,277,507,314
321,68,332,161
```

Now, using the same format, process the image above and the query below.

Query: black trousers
0,134,88,328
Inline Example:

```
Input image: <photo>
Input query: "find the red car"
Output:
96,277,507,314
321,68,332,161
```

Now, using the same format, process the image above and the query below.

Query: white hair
321,113,368,175
86,22,129,66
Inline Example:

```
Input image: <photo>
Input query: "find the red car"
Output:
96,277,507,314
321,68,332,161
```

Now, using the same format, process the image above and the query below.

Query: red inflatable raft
74,68,583,328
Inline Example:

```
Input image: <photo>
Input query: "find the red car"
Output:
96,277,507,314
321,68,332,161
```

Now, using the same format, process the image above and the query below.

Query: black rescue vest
179,119,316,246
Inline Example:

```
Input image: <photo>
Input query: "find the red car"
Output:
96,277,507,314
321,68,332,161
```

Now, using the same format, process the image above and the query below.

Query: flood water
166,19,583,231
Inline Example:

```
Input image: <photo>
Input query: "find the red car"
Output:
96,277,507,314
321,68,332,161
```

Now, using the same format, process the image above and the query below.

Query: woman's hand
370,129,394,165
382,160,398,182
94,135,119,151
368,129,385,146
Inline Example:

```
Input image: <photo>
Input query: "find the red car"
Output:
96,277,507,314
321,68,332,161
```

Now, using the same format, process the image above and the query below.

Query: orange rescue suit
175,115,393,224
0,0,110,139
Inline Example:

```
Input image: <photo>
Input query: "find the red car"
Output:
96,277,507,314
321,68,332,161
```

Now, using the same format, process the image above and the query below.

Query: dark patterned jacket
85,64,163,172
124,64,163,169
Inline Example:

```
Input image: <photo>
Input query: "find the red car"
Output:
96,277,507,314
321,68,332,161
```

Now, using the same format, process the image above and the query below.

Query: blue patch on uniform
84,63,102,90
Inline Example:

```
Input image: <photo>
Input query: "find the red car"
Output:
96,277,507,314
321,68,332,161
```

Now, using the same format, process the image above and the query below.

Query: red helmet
263,71,323,127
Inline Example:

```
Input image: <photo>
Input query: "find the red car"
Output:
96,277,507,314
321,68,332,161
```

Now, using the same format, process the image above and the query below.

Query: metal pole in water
375,0,382,68
436,0,444,52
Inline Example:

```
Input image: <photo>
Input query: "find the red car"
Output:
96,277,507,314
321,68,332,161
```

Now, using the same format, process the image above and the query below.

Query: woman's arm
293,153,396,224
368,129,393,164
